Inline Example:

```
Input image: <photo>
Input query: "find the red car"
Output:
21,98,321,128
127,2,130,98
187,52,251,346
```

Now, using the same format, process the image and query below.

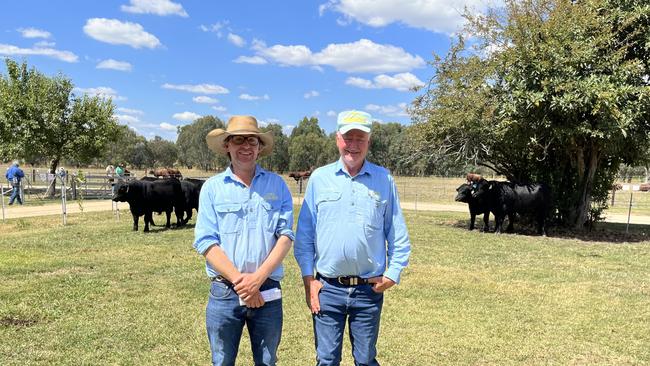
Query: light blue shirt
294,159,411,283
193,165,294,281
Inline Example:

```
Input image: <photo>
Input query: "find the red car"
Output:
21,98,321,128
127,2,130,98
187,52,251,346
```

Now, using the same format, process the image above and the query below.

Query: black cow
180,178,205,224
455,183,491,231
112,179,186,232
472,180,552,235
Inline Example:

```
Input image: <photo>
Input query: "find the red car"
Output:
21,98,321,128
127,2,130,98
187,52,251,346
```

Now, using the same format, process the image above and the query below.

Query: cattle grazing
472,180,552,235
149,167,183,179
179,178,205,224
455,182,491,231
288,167,314,182
112,179,186,232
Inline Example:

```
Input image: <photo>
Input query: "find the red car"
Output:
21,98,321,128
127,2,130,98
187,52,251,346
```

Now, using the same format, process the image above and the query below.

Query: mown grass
1,209,650,365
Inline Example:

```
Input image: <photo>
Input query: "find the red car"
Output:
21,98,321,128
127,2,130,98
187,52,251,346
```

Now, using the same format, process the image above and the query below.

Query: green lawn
1,209,649,365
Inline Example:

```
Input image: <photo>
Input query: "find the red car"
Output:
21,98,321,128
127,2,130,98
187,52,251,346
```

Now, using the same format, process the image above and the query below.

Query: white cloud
304,90,320,99
83,18,161,49
162,83,229,94
172,111,202,121
114,114,140,124
159,122,178,131
200,21,228,38
233,55,268,65
365,102,409,117
283,125,295,136
321,0,488,35
227,33,246,47
116,107,144,115
193,96,219,104
240,93,270,101
121,0,188,17
18,27,51,39
327,110,337,117
75,86,127,101
211,106,227,112
0,43,78,62
346,72,424,91
97,59,132,71
34,40,55,48
250,38,424,73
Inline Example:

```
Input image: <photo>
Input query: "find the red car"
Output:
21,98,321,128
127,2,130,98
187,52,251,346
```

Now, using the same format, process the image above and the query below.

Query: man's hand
233,273,264,299
242,291,265,308
302,276,323,314
368,276,395,293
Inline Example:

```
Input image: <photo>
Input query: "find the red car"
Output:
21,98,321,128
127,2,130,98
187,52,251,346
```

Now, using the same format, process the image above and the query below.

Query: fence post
60,175,67,226
626,190,633,234
1,182,5,222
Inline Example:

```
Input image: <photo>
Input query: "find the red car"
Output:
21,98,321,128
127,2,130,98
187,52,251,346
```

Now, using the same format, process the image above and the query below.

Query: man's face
225,135,261,166
336,129,370,170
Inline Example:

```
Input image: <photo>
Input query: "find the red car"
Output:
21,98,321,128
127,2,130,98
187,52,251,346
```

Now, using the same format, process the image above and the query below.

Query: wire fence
3,170,650,227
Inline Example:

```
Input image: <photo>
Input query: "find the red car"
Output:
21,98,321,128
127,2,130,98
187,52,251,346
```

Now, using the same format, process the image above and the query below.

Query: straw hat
206,115,274,157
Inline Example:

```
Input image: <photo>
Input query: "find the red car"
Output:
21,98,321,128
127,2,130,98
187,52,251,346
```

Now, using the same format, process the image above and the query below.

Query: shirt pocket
260,200,281,234
361,196,387,232
214,203,244,234
316,191,342,224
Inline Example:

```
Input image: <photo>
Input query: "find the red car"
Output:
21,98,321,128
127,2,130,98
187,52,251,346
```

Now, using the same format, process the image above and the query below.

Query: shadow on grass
451,219,650,243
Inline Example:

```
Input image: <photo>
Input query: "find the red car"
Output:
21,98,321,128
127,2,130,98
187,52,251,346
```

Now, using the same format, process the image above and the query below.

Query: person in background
194,115,294,366
294,110,411,366
5,161,25,205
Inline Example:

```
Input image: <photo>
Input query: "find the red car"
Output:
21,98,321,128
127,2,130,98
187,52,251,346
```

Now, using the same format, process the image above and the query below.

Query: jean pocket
209,281,232,299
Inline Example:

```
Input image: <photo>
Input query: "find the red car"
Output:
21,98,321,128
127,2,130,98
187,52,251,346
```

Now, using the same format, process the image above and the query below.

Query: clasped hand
233,273,265,308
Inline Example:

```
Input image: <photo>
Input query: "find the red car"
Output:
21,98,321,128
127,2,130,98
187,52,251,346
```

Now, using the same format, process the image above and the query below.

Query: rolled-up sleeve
383,175,411,284
275,180,295,241
294,179,316,277
193,180,220,255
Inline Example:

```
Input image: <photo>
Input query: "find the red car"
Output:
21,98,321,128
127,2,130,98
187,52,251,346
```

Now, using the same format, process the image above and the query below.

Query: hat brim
206,129,274,157
339,124,371,134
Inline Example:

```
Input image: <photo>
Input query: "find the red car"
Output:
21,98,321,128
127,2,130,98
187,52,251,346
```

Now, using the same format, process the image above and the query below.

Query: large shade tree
411,0,650,228
0,59,118,194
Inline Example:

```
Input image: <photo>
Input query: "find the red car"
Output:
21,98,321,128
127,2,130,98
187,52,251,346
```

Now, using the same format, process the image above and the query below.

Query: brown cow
149,168,183,179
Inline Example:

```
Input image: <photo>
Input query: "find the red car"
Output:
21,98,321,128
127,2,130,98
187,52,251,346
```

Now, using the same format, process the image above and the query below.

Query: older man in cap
193,115,294,366
294,110,411,365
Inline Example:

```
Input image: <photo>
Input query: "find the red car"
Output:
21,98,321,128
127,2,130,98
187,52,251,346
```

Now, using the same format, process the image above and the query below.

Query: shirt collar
335,158,371,178
223,164,266,183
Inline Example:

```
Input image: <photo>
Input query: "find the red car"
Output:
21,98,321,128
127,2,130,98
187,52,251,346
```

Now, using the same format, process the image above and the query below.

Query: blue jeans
9,184,22,205
205,278,283,366
313,279,384,366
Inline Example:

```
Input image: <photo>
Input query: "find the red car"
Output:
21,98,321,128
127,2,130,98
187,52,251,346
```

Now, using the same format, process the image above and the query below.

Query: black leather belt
317,273,369,286
210,275,234,287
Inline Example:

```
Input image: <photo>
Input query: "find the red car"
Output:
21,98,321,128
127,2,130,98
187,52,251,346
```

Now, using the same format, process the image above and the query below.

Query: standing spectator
294,110,411,366
5,161,25,205
106,164,115,194
194,115,294,365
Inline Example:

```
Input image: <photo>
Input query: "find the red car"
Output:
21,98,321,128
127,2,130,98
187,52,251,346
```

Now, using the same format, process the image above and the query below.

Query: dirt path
2,198,650,225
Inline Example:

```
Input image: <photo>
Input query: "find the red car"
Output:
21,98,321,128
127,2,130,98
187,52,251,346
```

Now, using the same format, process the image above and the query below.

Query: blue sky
1,0,488,141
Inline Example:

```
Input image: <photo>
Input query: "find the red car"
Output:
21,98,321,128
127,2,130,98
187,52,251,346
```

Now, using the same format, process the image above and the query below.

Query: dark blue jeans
9,184,22,205
313,279,384,366
205,279,282,366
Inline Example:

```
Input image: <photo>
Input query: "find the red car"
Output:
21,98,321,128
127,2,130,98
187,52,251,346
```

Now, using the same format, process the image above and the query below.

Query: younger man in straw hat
193,115,294,366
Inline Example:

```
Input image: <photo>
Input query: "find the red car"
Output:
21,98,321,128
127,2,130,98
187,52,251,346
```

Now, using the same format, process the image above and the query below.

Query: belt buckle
338,276,358,286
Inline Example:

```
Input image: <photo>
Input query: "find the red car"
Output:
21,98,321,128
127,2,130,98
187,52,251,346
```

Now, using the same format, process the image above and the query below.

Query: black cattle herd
455,173,552,235
112,172,205,232
112,169,552,235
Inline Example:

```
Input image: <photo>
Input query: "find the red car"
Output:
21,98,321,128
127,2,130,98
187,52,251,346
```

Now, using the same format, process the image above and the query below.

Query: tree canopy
411,0,650,227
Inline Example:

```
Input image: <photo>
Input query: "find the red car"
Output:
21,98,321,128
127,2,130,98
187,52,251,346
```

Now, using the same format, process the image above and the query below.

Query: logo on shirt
264,192,278,201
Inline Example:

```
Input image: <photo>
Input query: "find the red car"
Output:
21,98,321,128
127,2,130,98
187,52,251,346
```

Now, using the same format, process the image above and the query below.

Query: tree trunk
571,142,600,229
45,158,60,197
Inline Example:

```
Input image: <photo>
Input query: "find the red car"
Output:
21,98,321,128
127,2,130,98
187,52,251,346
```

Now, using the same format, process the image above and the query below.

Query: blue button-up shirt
193,165,294,281
294,159,411,283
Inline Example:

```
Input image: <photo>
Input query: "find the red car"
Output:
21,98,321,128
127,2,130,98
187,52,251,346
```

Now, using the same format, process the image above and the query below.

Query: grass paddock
1,209,649,365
